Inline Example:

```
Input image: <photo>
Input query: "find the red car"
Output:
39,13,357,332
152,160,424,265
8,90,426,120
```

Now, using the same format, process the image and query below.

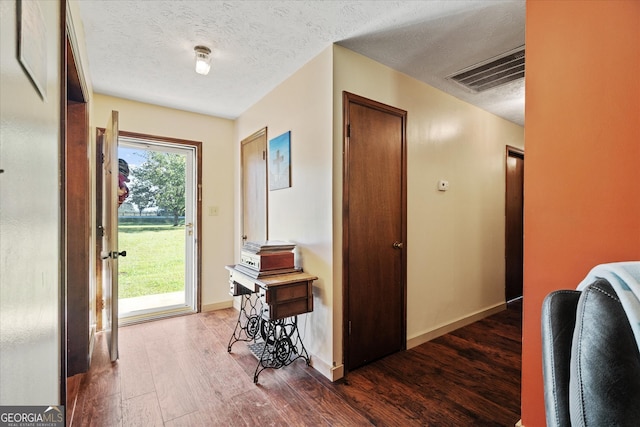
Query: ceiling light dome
194,45,212,75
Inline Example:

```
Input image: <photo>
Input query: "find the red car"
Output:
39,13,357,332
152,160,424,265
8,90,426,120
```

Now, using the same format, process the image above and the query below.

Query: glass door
117,136,197,324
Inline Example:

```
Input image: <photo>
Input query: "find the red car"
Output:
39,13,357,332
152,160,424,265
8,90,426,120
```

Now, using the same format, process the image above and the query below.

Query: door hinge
99,299,105,310
263,150,266,160
100,153,104,164
349,320,352,336
346,124,351,138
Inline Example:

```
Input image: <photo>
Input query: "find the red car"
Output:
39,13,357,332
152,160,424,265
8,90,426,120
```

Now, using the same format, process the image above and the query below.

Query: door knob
392,242,404,249
101,250,126,259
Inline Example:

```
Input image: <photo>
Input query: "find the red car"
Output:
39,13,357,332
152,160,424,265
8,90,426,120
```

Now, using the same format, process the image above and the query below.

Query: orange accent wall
522,1,640,425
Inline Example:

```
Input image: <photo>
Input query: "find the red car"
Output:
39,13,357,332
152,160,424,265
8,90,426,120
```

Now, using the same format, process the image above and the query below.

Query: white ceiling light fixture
194,45,212,75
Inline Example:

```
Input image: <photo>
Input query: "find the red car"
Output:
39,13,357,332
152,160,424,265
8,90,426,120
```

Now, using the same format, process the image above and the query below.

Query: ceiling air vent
447,46,525,93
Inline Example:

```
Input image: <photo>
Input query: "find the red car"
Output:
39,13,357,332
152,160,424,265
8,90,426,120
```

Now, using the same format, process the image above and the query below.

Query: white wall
0,0,62,405
235,47,336,377
333,45,525,350
91,95,236,309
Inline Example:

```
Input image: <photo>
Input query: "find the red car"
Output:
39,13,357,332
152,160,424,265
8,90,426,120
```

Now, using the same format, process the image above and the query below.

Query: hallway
68,301,522,426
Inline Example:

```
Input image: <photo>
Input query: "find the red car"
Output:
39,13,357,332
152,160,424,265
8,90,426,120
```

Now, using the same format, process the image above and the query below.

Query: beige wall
332,46,524,366
235,45,524,381
68,0,94,99
91,95,236,309
0,0,525,403
235,47,336,377
0,0,62,404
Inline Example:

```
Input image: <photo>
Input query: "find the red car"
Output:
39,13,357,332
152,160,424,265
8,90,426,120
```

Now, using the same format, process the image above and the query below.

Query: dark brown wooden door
66,101,90,376
505,146,524,301
343,92,407,370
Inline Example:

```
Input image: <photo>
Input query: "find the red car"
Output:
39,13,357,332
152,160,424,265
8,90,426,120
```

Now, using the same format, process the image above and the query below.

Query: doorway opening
117,134,200,325
505,145,524,302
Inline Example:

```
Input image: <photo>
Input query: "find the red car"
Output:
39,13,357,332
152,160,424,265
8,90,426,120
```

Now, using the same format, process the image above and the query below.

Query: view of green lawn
118,220,185,299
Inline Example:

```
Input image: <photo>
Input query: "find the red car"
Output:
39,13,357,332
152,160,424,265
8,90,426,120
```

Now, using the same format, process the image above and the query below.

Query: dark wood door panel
505,147,524,301
66,101,90,376
344,93,407,370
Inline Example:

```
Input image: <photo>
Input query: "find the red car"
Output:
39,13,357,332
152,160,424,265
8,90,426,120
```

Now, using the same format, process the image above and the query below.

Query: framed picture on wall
268,131,291,190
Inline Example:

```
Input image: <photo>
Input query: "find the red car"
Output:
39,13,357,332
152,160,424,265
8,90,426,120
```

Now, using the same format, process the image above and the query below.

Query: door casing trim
94,129,203,317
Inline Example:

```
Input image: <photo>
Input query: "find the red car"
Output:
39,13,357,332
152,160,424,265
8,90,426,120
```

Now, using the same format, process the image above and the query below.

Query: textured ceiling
77,0,525,125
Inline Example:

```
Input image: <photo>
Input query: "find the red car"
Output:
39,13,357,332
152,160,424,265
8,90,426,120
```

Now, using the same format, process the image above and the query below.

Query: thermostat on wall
438,179,449,191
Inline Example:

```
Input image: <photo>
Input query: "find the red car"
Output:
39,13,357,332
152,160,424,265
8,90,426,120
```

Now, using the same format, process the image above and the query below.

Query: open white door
183,146,197,311
100,110,120,362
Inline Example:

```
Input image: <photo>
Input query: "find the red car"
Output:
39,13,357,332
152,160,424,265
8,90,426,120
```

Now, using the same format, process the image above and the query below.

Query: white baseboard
314,302,504,381
330,363,345,381
406,302,506,349
201,300,234,312
204,302,506,383
309,354,344,382
515,419,524,427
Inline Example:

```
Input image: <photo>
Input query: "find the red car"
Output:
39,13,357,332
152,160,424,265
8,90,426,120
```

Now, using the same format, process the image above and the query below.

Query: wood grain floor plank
332,364,469,426
411,337,520,394
144,338,199,422
201,345,257,401
66,373,83,427
77,392,122,427
122,392,164,427
118,326,156,400
199,308,237,339
247,364,332,426
79,333,120,399
279,368,374,426
231,388,290,426
73,302,522,426
163,410,218,427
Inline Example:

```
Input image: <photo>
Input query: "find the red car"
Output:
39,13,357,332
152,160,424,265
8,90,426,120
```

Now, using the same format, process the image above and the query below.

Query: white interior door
183,146,196,308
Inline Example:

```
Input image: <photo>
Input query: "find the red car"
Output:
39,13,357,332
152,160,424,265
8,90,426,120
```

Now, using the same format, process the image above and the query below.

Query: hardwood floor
69,300,522,426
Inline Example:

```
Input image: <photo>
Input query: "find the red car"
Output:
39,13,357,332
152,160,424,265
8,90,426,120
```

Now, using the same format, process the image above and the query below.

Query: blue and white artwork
268,131,291,190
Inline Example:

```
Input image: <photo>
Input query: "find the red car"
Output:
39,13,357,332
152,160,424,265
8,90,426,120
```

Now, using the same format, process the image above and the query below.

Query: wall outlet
208,206,219,216
438,180,449,191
